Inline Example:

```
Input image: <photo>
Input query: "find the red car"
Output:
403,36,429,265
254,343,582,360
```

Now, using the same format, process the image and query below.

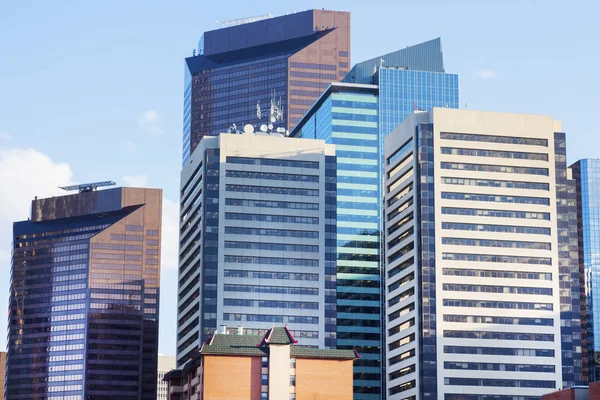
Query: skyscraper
7,186,162,400
291,39,458,399
571,159,600,383
383,108,582,399
176,132,337,367
182,9,350,164
157,355,176,400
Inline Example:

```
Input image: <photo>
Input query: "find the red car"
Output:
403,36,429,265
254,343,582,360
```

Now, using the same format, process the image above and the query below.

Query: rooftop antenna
59,181,116,193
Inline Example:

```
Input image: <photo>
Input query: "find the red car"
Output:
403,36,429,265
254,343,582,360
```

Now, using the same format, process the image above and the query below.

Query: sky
0,0,598,356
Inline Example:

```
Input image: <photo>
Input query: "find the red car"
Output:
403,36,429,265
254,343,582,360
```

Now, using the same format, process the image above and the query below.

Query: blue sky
0,0,598,356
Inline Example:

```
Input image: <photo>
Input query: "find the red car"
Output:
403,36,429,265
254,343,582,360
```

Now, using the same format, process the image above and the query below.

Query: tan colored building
164,326,356,400
0,351,5,399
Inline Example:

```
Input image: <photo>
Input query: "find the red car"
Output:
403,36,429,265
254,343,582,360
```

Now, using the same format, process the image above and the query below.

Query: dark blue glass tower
292,37,459,399
572,158,600,384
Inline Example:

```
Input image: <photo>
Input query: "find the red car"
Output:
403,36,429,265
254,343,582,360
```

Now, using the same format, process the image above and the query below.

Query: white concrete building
157,355,176,400
383,108,580,399
176,132,337,366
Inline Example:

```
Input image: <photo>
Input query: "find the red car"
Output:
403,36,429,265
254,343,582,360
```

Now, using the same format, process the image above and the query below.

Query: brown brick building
164,326,356,400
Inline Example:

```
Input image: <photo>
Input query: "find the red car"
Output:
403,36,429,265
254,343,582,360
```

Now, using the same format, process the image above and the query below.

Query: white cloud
161,197,179,271
473,68,497,80
139,110,163,134
0,148,74,350
123,140,137,152
0,132,10,140
122,175,149,187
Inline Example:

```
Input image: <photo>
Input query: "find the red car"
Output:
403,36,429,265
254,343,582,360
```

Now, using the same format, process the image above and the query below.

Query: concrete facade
176,132,337,366
383,108,578,399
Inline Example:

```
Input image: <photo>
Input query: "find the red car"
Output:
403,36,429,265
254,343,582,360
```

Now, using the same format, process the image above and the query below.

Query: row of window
442,283,552,296
444,377,555,388
441,191,550,205
224,226,319,239
441,207,550,220
441,147,548,161
441,237,551,250
440,132,548,147
441,177,549,191
441,162,549,176
443,314,554,326
110,234,143,242
444,345,555,357
92,243,142,251
442,252,552,265
224,255,319,267
224,269,319,281
443,330,554,342
224,241,319,253
226,169,319,182
92,263,142,271
226,156,318,169
223,284,318,296
223,313,318,324
225,198,319,210
92,253,143,261
223,299,319,309
441,222,551,235
225,212,319,225
226,184,318,197
443,299,553,311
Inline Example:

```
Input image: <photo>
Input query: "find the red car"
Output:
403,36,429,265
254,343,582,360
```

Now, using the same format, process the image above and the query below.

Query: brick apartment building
164,326,357,400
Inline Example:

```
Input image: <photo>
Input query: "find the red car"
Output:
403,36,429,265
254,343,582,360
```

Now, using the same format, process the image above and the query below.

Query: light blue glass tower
292,38,459,399
572,158,600,383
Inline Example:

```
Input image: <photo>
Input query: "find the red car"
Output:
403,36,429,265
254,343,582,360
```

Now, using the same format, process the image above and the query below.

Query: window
442,252,552,265
290,358,296,368
262,357,268,368
261,375,268,385
440,131,548,147
290,376,296,386
441,191,549,205
225,184,318,197
441,147,548,161
441,162,548,176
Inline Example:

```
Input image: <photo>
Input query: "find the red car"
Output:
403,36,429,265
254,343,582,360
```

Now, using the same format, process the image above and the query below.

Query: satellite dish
270,117,276,123
260,125,268,132
268,124,273,131
277,127,285,133
243,124,254,134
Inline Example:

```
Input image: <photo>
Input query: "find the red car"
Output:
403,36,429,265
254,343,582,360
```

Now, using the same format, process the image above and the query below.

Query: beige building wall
384,108,563,399
203,355,262,400
295,358,354,400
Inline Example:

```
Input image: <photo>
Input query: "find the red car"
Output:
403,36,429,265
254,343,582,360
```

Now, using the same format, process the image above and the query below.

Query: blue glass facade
572,158,600,383
293,60,459,398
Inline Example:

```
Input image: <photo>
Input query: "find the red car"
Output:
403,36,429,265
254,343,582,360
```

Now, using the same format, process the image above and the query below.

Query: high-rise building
166,326,357,400
176,132,337,367
291,39,458,399
571,158,600,383
157,355,176,400
383,108,582,399
7,186,162,400
182,9,350,164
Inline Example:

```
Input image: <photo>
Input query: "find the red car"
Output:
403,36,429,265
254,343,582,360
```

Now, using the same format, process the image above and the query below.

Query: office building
182,9,350,164
383,108,582,399
571,159,600,383
165,326,356,400
158,355,176,400
292,38,458,399
7,185,162,400
176,132,337,366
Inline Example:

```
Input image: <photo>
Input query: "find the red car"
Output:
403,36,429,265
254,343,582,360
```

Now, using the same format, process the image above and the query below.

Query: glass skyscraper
292,38,459,399
572,159,600,383
6,187,162,400
182,9,351,165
